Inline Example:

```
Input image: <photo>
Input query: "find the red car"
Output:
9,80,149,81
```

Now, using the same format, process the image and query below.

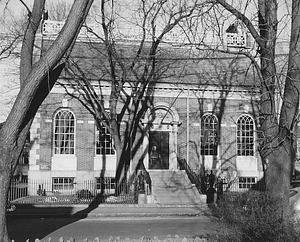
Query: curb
6,213,212,219
11,203,208,208
6,204,213,219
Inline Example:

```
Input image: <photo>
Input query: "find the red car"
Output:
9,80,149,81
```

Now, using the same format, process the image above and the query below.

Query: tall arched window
200,114,219,156
54,109,75,155
237,114,255,156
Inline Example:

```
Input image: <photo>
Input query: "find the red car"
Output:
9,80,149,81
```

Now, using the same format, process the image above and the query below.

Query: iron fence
216,180,265,194
9,178,138,205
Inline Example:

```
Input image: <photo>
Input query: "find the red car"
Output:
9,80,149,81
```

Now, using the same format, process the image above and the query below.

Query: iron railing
215,180,265,194
9,178,138,205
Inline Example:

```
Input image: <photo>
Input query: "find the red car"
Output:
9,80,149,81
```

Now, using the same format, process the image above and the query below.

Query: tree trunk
215,0,298,219
265,0,300,217
114,98,143,192
0,1,93,241
257,0,294,217
20,0,45,86
0,159,11,242
257,0,279,194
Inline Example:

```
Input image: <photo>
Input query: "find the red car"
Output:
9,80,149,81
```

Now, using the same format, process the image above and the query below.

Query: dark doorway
149,131,169,169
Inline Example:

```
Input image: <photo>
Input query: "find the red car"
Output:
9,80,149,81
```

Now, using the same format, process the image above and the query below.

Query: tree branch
19,0,32,15
20,0,45,86
215,0,265,48
3,0,94,140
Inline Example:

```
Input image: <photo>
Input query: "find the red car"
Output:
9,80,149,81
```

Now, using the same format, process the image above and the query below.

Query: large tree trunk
264,0,300,216
0,1,93,241
215,0,297,219
257,0,281,194
0,165,11,242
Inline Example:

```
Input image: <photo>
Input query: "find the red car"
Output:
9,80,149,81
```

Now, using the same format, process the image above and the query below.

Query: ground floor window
52,177,74,191
239,177,256,189
95,177,115,190
96,125,115,155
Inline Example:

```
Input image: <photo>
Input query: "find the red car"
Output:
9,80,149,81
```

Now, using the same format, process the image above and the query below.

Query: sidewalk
7,203,214,219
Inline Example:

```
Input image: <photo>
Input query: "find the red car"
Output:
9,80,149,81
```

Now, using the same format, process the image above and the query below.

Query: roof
41,38,259,92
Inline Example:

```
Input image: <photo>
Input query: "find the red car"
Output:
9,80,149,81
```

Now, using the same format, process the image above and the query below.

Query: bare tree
45,0,72,21
0,5,28,121
0,0,93,240
212,0,299,217
59,0,213,190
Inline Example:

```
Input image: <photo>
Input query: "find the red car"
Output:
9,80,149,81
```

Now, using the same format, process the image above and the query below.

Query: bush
76,189,93,199
213,191,300,242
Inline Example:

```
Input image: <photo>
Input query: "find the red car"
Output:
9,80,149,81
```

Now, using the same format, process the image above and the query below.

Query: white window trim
95,124,115,156
200,113,219,157
236,114,256,157
53,108,76,156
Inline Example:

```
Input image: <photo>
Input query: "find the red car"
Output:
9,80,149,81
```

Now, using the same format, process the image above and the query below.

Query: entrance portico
142,103,180,171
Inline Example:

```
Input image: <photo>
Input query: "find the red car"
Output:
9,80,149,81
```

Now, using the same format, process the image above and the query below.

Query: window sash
200,114,218,156
96,125,115,155
52,177,74,190
95,177,115,190
238,177,256,189
54,110,75,155
237,115,255,156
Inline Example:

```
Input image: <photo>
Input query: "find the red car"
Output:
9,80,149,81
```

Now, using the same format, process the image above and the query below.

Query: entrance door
149,131,169,169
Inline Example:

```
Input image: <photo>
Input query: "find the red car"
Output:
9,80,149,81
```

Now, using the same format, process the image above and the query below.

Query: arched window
237,114,255,156
53,109,75,155
200,114,219,156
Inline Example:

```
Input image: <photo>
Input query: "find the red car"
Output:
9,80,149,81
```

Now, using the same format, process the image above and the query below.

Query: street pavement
7,204,219,242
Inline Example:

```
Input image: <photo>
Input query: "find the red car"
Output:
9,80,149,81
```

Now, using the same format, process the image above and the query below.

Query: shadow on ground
7,200,215,241
7,201,101,241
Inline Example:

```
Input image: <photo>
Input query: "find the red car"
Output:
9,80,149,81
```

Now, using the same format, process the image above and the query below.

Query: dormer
225,20,252,49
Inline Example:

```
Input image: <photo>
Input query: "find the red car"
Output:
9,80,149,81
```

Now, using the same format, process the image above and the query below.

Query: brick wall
31,81,262,181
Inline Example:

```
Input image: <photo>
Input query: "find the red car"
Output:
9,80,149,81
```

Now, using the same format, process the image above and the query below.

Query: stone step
152,188,199,198
154,200,201,205
147,170,202,205
153,194,201,201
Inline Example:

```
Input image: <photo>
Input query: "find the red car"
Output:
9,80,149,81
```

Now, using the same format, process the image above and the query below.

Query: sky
0,0,75,20
0,1,28,122
0,0,75,122
0,56,19,122
0,0,32,17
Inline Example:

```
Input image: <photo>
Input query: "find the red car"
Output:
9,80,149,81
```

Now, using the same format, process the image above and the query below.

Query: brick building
26,20,263,200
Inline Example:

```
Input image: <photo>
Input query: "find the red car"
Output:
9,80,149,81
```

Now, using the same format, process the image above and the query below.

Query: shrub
213,190,300,242
76,189,93,199
212,225,243,242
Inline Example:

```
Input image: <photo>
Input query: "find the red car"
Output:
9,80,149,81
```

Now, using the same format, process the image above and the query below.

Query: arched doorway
142,103,180,171
149,131,169,169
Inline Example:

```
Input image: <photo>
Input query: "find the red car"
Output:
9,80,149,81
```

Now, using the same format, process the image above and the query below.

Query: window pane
96,124,115,155
237,115,254,156
52,177,74,191
200,114,218,156
54,110,75,155
239,177,256,190
95,177,115,190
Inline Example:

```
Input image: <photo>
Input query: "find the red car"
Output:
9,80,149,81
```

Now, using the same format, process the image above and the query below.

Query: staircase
148,170,204,205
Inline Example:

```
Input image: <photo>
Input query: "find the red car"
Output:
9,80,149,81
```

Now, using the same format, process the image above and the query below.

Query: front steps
148,170,204,205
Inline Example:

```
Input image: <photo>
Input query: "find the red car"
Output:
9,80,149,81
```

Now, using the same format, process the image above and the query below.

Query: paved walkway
7,203,214,219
